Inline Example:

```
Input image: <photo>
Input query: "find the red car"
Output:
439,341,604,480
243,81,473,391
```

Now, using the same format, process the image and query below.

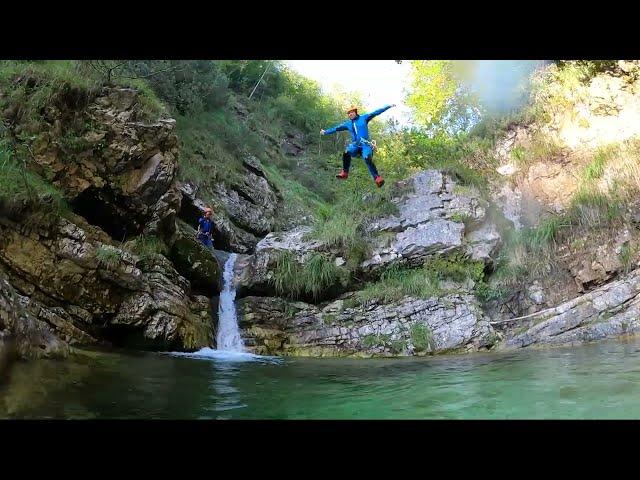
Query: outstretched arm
321,121,348,136
365,104,395,122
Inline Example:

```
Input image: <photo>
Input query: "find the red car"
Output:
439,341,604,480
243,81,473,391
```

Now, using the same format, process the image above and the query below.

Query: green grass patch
95,245,121,268
356,265,442,304
271,251,348,301
583,144,619,181
0,138,68,214
410,324,434,353
124,235,169,261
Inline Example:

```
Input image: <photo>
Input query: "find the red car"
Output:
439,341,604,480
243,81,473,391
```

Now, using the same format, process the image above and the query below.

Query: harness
350,118,378,151
199,218,213,238
347,137,378,152
359,138,378,151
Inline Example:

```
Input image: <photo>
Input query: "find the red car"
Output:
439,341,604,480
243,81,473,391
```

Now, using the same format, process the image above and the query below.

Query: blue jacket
198,217,214,237
322,105,393,143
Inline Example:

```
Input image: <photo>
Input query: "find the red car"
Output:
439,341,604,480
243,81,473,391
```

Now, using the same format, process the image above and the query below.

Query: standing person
196,207,215,249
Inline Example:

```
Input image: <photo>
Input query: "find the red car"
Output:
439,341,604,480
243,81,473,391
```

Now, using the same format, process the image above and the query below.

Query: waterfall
169,251,279,363
215,253,244,352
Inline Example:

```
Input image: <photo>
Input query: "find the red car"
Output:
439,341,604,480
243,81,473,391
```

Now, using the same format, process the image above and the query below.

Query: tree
405,60,480,135
85,60,183,85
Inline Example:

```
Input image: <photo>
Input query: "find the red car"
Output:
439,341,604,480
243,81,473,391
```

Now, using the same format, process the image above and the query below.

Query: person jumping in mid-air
321,103,395,187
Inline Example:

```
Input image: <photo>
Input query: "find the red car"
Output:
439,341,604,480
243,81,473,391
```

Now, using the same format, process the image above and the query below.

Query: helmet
346,105,358,114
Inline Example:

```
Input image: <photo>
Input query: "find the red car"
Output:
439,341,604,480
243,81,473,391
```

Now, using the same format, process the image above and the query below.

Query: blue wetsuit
197,217,214,249
322,105,393,178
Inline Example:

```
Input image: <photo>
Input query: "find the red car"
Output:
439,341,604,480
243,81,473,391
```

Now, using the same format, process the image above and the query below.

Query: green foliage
583,144,618,181
308,178,398,269
322,313,338,325
524,61,615,127
58,130,91,153
475,281,507,303
506,131,565,169
424,252,485,284
406,60,480,134
120,78,168,119
389,129,495,187
0,62,92,132
0,137,67,214
356,265,442,304
361,334,378,348
520,216,564,247
123,60,230,115
0,61,166,125
510,145,526,163
492,215,568,289
311,208,363,253
450,212,474,225
410,324,433,353
95,245,121,268
176,111,261,193
362,333,392,349
271,251,347,301
567,188,624,230
619,241,639,274
0,60,100,92
262,163,327,230
125,235,168,260
555,60,618,81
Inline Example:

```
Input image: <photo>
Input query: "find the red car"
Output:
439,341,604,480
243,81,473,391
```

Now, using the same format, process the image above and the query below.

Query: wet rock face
169,221,221,297
237,292,498,357
497,268,640,350
178,154,280,254
3,86,181,241
0,214,213,353
362,170,500,274
235,170,502,305
234,226,328,298
1,272,69,361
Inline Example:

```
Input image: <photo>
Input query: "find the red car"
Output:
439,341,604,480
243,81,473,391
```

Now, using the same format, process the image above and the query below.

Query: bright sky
287,60,413,126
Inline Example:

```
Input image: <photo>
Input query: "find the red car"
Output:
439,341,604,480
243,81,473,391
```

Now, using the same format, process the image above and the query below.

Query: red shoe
336,170,349,180
374,175,385,187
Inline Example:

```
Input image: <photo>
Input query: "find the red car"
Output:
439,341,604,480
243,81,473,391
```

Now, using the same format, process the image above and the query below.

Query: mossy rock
169,233,221,296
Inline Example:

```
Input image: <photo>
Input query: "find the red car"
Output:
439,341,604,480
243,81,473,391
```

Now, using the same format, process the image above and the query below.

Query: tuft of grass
527,216,566,249
308,179,397,266
271,251,347,301
619,242,639,274
491,217,566,289
312,209,359,249
529,132,564,163
410,323,434,353
125,235,168,261
356,265,441,304
510,145,526,163
584,144,619,181
176,111,251,191
424,252,486,284
95,245,121,268
0,61,167,133
0,138,68,214
567,188,624,229
449,212,474,225
117,77,167,120
362,333,392,349
355,252,492,306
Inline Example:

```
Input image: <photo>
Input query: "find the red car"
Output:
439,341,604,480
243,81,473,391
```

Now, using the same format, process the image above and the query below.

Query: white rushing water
169,252,281,363
215,253,244,352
